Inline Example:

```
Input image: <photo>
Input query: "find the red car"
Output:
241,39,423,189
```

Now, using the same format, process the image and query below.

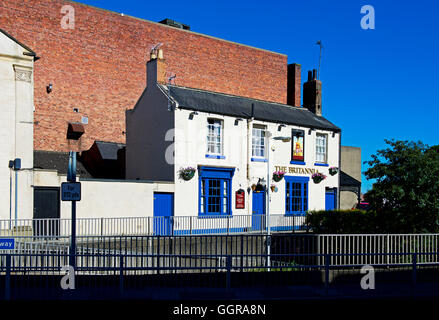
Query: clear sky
76,0,438,192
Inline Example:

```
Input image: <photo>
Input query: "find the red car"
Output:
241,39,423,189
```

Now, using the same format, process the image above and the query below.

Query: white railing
0,214,306,237
317,234,439,266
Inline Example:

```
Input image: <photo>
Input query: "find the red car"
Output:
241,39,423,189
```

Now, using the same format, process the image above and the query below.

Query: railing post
227,216,230,235
412,253,417,298
325,254,330,294
157,236,161,275
387,234,390,266
119,254,124,298
226,255,232,290
190,217,193,236
5,254,11,301
240,235,244,272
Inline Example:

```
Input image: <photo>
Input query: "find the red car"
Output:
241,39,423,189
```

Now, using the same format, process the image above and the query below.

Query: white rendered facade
126,57,341,231
0,30,35,221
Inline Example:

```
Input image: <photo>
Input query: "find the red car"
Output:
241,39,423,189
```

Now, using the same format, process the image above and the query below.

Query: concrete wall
0,32,34,220
33,170,173,220
340,146,362,210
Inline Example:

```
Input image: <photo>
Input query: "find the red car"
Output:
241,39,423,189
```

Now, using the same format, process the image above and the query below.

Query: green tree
364,140,439,233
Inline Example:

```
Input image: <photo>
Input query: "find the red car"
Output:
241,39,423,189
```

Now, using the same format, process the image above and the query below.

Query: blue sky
77,0,438,192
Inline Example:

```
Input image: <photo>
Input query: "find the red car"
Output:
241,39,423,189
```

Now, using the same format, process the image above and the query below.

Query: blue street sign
0,239,15,250
61,182,81,201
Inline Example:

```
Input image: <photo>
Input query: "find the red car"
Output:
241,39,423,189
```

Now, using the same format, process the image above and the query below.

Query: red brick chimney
303,69,322,116
147,48,167,86
287,63,301,107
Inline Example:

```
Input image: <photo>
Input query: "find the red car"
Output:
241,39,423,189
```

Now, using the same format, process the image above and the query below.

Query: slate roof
34,151,92,178
340,171,361,187
163,85,340,132
94,141,126,161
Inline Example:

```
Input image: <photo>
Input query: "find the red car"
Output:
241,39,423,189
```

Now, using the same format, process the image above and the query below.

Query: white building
0,31,341,237
126,51,341,234
0,29,36,226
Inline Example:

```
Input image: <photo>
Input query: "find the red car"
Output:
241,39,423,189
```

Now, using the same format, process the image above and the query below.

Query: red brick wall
0,0,288,152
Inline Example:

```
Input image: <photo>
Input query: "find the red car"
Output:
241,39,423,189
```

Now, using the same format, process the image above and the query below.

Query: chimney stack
303,68,322,116
147,47,166,86
287,63,301,107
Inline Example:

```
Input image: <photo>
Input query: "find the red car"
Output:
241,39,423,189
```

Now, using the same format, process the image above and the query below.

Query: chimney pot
303,69,322,116
147,48,167,86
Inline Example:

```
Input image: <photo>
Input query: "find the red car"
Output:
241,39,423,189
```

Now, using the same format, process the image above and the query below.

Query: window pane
207,120,222,155
252,125,266,158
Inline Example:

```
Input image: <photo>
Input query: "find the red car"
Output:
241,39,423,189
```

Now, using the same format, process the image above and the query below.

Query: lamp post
265,133,291,270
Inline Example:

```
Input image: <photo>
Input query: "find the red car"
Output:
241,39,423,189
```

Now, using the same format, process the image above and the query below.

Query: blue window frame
199,166,235,216
285,176,309,216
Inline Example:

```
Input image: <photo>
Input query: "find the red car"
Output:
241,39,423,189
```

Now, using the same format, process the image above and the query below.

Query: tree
364,140,439,233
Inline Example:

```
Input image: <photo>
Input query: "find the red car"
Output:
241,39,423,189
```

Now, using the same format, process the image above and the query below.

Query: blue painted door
252,191,266,231
153,193,174,235
325,189,337,211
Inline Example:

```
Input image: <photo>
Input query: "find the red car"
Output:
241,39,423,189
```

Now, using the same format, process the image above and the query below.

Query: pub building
125,50,341,233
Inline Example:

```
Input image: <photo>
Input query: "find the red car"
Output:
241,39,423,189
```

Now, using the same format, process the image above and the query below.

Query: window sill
251,157,268,162
205,154,226,159
290,161,306,165
314,163,329,167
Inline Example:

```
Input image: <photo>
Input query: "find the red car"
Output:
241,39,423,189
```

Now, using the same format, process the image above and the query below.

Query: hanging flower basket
312,172,326,184
178,167,196,181
329,167,339,176
270,184,278,193
272,171,285,182
251,184,257,191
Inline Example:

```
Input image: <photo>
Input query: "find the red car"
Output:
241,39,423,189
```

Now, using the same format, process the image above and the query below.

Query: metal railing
0,214,307,237
2,233,439,268
317,234,439,266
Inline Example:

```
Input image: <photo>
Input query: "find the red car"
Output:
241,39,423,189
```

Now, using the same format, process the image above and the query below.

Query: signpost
61,182,81,201
62,151,80,268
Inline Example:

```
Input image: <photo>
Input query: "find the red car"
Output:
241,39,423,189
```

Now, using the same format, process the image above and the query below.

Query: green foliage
306,210,376,233
364,140,439,233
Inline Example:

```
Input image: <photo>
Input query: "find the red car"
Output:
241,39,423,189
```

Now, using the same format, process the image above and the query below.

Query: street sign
61,182,81,201
0,239,15,250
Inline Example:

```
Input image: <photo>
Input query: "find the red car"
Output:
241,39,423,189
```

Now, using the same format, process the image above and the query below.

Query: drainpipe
13,158,21,227
8,161,13,229
338,130,341,209
246,104,254,212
